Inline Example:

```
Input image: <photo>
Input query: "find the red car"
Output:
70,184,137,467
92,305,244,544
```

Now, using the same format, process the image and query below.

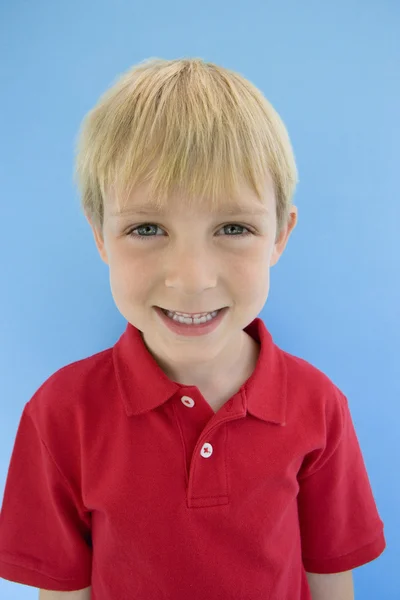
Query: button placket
179,392,231,506
181,396,214,458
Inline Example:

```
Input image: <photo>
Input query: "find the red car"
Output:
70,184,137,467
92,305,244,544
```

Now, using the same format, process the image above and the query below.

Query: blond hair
73,57,298,240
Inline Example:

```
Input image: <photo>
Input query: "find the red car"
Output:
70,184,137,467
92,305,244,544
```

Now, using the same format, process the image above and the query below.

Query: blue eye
127,223,253,241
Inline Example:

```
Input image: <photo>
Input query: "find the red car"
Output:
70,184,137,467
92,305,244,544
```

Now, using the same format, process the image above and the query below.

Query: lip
154,306,229,337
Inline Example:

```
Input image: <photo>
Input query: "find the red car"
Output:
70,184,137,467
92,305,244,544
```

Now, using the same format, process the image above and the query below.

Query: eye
219,224,253,237
127,224,161,239
126,223,254,241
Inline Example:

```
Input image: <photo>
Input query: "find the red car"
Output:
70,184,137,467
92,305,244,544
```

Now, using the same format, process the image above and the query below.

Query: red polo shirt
0,317,386,599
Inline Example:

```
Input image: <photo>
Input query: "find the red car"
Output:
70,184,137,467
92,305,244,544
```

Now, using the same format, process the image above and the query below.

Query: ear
270,206,298,267
86,215,109,265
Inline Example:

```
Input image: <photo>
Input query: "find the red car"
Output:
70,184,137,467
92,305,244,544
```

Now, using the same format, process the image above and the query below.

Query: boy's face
88,173,297,373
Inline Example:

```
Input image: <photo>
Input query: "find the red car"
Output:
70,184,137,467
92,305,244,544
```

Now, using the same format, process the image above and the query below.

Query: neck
158,331,259,396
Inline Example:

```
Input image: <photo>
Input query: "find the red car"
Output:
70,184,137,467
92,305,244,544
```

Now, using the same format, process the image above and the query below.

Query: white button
200,442,213,458
181,395,195,408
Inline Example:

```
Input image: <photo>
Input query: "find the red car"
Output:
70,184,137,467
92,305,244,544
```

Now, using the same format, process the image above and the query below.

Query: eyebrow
111,205,269,217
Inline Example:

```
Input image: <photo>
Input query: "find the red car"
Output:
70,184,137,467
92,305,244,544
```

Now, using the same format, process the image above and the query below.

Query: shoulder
280,346,347,406
276,348,355,479
15,345,119,483
277,347,348,445
25,345,116,437
281,345,340,387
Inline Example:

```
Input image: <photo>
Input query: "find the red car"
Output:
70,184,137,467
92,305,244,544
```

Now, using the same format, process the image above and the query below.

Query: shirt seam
0,552,85,582
302,526,384,561
298,389,347,481
26,401,87,517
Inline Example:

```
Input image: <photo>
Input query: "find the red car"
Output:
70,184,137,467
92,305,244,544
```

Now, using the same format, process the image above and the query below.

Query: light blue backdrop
1,1,398,598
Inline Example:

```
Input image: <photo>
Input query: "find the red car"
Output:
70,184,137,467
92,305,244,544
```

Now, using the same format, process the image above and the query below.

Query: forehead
107,181,273,218
109,202,269,218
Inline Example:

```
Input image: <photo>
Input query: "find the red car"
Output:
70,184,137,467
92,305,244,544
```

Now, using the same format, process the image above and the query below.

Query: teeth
165,309,220,324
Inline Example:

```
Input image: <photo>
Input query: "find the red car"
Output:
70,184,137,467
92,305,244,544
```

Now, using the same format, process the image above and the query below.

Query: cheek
108,253,150,297
231,244,271,280
235,247,272,305
227,261,270,311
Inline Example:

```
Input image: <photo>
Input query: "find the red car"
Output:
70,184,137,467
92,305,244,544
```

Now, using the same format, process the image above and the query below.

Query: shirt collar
113,317,287,426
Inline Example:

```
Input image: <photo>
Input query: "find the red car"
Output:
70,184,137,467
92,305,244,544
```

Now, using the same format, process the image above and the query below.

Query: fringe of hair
73,57,298,240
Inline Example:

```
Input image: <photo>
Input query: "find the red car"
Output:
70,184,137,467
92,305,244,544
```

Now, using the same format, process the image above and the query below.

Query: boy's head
74,57,298,372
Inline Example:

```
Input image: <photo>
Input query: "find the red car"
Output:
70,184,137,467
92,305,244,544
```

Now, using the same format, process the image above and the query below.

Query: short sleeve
0,402,92,591
297,391,386,574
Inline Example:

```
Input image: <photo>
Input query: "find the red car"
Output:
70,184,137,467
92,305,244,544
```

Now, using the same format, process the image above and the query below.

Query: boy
0,57,385,599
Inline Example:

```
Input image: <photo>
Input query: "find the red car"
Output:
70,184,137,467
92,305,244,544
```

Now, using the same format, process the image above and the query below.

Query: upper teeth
165,309,219,322
173,311,216,318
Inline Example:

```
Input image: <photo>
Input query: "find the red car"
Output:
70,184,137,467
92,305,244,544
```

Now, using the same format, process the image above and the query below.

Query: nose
164,244,218,295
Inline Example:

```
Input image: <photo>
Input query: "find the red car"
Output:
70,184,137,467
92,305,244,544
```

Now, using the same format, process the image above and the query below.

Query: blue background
1,1,398,597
